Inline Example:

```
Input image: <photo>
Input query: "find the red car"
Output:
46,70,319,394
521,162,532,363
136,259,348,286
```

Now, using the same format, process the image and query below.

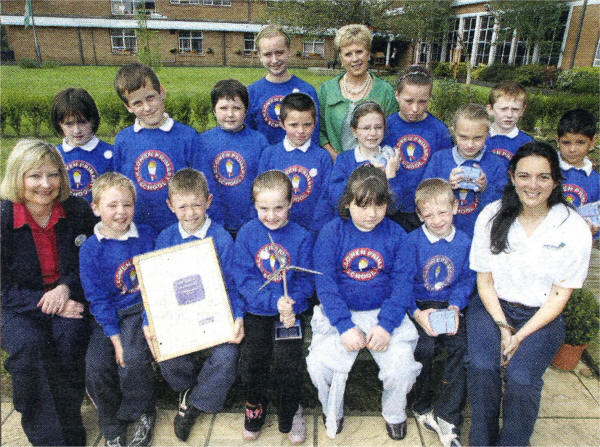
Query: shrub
433,62,467,80
514,64,559,87
2,94,23,136
562,288,599,346
97,95,127,135
430,79,471,126
556,67,599,94
473,63,514,83
41,60,61,69
192,94,213,132
165,95,192,126
18,58,38,68
521,92,599,133
21,95,53,137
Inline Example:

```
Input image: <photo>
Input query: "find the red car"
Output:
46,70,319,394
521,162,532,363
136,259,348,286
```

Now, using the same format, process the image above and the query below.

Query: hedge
0,92,216,137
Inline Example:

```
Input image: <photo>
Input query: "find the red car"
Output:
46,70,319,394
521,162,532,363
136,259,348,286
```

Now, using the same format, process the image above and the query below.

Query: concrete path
2,363,598,446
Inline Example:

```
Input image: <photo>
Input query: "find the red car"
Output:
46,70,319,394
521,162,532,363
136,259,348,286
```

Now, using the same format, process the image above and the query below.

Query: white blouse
470,201,592,307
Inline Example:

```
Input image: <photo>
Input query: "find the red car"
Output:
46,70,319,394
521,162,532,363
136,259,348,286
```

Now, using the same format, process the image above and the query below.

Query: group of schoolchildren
49,25,598,447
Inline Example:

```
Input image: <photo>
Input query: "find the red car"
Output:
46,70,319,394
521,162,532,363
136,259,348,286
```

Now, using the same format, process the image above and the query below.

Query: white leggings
306,305,422,438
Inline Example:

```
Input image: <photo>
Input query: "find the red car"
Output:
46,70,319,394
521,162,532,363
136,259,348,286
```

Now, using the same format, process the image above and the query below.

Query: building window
461,16,477,63
179,31,203,54
111,29,137,53
244,32,256,54
594,37,600,67
538,9,568,66
111,1,155,15
203,0,232,5
444,18,460,63
170,0,201,4
475,15,495,66
303,40,325,57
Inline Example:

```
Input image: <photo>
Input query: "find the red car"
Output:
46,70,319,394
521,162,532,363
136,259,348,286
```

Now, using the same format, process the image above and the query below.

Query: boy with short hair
557,109,599,236
113,63,199,232
80,172,157,447
193,79,268,237
485,80,533,165
404,178,475,447
154,168,245,442
258,92,333,234
246,24,320,145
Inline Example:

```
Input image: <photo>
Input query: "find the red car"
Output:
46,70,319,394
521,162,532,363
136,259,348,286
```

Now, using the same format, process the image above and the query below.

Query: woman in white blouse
467,141,592,446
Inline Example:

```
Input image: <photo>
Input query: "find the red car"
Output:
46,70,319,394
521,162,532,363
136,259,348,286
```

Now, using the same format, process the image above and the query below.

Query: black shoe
243,402,266,440
129,412,156,447
322,414,344,434
105,435,125,447
174,389,201,441
385,420,407,440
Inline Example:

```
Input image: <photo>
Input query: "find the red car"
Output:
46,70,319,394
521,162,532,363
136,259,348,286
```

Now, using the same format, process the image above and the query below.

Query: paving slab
207,411,314,446
539,367,600,417
316,415,421,447
531,418,600,446
0,409,31,446
1,402,14,425
573,367,600,404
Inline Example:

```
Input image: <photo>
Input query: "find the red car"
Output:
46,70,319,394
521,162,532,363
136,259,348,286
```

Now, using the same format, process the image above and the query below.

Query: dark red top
13,201,65,286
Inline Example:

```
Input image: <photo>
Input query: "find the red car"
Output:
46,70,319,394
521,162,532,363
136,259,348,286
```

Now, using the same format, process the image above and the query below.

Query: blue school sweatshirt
559,156,600,207
486,128,533,167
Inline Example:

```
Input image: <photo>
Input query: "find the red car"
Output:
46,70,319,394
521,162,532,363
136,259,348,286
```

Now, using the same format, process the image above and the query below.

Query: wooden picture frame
133,238,234,361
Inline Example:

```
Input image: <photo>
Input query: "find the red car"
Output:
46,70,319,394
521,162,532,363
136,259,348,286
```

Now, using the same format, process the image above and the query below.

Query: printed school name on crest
65,159,97,197
262,95,285,128
255,242,291,282
115,259,140,295
394,134,431,170
342,247,384,281
423,255,454,292
133,150,175,191
490,148,513,161
212,151,247,186
563,183,588,206
456,189,480,214
284,165,314,203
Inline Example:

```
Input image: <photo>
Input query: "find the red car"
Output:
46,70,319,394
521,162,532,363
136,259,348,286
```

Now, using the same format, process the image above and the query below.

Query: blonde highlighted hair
91,172,136,205
0,139,70,203
453,103,490,129
256,24,291,51
252,170,292,203
334,24,372,52
415,178,456,212
168,168,210,200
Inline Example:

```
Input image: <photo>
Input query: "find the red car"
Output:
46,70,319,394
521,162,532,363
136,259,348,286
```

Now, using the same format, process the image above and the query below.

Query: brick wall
561,4,600,68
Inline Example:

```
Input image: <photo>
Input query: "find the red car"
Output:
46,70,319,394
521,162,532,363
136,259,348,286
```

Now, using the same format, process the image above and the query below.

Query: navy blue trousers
412,300,467,427
159,342,239,412
1,311,89,446
466,295,565,446
85,304,155,439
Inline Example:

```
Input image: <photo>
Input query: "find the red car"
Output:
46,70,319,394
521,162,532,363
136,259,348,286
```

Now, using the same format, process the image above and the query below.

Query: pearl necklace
342,72,372,98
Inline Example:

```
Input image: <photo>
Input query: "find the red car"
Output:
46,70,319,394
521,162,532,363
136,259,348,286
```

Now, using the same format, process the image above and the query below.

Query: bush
2,94,23,136
429,79,471,125
192,94,213,132
521,92,599,133
41,60,61,69
514,64,560,87
165,95,192,126
473,63,515,83
433,62,467,80
18,58,38,68
97,95,127,135
562,288,599,346
21,95,53,137
556,67,600,94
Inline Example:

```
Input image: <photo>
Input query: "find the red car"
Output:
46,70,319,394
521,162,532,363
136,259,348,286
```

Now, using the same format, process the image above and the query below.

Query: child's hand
281,312,296,328
448,305,460,336
584,218,599,236
474,164,487,192
384,148,401,179
38,284,70,315
110,334,125,368
56,299,85,319
231,317,245,344
449,168,464,189
413,308,438,337
366,325,391,351
142,325,158,361
277,296,295,316
340,326,366,352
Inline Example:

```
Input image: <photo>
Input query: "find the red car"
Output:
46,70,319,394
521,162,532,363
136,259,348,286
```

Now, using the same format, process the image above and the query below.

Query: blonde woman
1,139,96,445
319,24,398,160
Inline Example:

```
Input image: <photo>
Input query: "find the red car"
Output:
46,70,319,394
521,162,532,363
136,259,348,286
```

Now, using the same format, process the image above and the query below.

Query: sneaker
435,416,462,447
105,435,125,447
129,412,156,447
385,420,407,440
321,414,344,434
288,406,306,444
243,403,265,440
415,410,439,433
174,388,201,441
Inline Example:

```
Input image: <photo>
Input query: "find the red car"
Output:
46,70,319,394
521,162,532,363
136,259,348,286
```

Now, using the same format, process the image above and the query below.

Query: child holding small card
402,178,475,447
423,104,506,237
556,109,599,237
154,168,244,442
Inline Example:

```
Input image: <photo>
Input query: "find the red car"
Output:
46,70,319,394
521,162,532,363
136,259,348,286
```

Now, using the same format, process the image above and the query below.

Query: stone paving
2,363,598,446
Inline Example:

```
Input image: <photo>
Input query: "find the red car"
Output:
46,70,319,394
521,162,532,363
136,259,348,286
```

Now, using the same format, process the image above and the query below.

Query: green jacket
318,72,398,153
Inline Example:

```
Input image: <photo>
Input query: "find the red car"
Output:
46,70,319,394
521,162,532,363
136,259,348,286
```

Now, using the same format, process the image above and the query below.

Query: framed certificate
133,238,234,361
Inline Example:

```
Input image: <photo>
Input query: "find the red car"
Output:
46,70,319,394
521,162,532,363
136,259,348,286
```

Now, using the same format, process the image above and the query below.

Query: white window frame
111,0,156,15
179,31,204,54
244,32,256,55
170,0,201,4
593,37,600,67
110,28,137,53
302,39,325,57
202,0,232,6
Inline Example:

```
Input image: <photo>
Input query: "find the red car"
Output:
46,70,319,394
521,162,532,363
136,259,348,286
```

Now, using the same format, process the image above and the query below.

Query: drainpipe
570,0,587,68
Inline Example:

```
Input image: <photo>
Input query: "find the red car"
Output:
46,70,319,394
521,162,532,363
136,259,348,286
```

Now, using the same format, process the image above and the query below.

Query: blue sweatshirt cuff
335,318,355,335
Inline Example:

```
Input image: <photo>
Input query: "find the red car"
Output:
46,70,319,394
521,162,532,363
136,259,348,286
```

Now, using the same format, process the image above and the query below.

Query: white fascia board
0,15,263,32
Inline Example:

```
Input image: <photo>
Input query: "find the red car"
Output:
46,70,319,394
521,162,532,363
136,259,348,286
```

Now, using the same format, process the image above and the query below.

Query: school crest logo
342,248,384,281
261,95,285,128
256,242,290,282
490,148,513,161
394,135,431,170
423,255,454,292
284,165,314,203
212,151,247,186
562,184,588,207
65,160,97,197
115,259,139,295
456,188,480,214
133,150,175,191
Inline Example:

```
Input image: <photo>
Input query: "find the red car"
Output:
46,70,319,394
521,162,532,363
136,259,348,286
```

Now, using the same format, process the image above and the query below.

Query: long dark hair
490,141,570,254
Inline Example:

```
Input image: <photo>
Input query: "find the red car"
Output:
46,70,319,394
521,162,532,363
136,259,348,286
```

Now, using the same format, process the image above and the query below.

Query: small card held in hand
458,166,481,191
578,201,600,226
274,320,302,340
429,309,457,334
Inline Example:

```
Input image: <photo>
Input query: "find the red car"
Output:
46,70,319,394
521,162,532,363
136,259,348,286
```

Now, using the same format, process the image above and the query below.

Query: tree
488,0,569,64
135,7,161,70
